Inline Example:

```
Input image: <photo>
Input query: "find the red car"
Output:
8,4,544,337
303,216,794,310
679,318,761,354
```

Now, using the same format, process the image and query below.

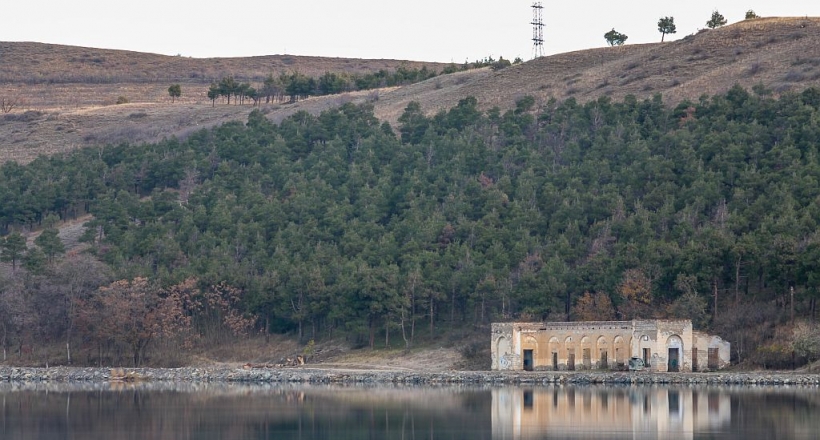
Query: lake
0,382,818,439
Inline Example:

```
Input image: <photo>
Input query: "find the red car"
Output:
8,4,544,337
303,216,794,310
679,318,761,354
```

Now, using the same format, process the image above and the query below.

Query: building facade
491,320,730,372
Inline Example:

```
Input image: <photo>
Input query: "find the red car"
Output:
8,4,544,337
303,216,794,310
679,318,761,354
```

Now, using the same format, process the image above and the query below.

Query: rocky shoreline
1,366,819,386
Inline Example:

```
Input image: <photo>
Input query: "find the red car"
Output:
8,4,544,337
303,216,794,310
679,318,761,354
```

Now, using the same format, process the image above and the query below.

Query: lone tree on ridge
604,29,628,46
658,16,676,42
706,10,728,28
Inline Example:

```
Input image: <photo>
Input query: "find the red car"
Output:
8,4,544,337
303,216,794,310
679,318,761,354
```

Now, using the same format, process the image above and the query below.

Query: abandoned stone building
491,320,730,372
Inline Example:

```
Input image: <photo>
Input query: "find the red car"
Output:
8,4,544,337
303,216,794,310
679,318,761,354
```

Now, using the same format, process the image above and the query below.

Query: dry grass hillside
372,17,820,120
2,17,820,164
0,42,442,84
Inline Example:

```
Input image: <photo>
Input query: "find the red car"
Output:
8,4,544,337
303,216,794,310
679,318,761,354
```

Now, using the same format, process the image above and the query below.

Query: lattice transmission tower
531,2,544,59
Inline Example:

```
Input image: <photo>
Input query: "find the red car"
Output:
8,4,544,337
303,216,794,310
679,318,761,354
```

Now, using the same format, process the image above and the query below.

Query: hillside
0,43,444,163
0,42,442,84
2,17,820,164
3,77,820,367
374,17,820,118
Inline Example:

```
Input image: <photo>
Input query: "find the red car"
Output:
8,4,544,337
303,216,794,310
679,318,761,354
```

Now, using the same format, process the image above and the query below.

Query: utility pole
531,2,544,59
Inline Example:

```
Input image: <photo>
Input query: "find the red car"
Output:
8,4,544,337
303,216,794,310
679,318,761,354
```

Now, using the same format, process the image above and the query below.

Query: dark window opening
692,348,699,372
668,390,680,415
668,348,680,372
523,349,534,371
708,348,719,370
523,390,533,409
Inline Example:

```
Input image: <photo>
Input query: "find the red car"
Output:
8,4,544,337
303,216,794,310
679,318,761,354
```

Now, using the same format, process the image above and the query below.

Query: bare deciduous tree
53,255,111,365
1,98,17,114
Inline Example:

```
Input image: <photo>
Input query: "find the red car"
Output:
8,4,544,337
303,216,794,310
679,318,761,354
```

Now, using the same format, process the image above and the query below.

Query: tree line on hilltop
2,85,820,368
606,9,759,46
197,58,521,107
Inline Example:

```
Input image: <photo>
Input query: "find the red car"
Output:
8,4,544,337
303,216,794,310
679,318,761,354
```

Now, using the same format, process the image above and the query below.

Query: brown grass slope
0,41,443,84
0,44,443,163
1,17,820,164
372,17,820,121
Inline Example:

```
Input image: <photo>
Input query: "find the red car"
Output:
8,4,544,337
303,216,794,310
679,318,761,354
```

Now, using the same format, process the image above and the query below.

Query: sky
4,1,820,62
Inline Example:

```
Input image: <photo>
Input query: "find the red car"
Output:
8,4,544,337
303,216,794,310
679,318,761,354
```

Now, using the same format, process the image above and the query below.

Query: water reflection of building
492,320,731,372
492,387,731,440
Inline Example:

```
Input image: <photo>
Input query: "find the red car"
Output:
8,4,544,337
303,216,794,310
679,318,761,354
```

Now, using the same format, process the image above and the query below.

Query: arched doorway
613,336,626,368
496,337,511,370
639,335,652,369
667,335,683,372
565,336,575,370
596,336,609,369
549,337,560,370
580,336,592,369
522,335,538,371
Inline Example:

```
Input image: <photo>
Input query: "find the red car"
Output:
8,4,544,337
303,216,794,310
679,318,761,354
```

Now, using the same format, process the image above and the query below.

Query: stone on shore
1,367,819,386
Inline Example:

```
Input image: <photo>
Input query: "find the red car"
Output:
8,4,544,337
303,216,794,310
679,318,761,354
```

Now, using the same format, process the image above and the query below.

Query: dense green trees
2,86,820,367
205,66,439,107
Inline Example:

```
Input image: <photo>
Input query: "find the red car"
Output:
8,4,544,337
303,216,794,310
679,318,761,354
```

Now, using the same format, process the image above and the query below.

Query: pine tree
706,10,728,29
604,29,628,46
1,231,27,271
657,16,676,42
34,228,65,263
168,84,182,103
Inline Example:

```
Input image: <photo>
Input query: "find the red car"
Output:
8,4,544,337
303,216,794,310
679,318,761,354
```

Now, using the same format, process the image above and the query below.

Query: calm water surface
0,382,817,439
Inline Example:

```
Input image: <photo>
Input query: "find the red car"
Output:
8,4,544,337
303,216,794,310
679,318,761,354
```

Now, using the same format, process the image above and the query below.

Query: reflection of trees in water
0,385,492,440
726,389,820,440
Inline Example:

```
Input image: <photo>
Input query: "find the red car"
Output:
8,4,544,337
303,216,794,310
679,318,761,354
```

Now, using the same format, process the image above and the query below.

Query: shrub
4,110,43,122
784,70,806,82
459,341,490,370
745,62,763,77
490,57,512,71
752,342,793,369
116,96,129,105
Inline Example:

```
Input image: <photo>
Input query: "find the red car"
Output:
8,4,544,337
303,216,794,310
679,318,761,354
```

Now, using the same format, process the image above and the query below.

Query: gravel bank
1,367,819,386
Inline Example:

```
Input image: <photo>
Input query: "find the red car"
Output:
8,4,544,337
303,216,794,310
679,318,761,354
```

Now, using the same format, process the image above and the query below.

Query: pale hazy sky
4,1,820,62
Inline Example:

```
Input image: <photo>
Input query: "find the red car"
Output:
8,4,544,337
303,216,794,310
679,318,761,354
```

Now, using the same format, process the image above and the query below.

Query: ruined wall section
693,331,731,371
655,320,693,372
529,321,633,371
491,323,516,370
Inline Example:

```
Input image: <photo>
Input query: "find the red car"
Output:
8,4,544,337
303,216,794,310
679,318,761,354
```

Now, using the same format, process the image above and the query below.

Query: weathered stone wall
0,367,817,386
693,331,731,371
491,323,516,370
635,320,693,372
